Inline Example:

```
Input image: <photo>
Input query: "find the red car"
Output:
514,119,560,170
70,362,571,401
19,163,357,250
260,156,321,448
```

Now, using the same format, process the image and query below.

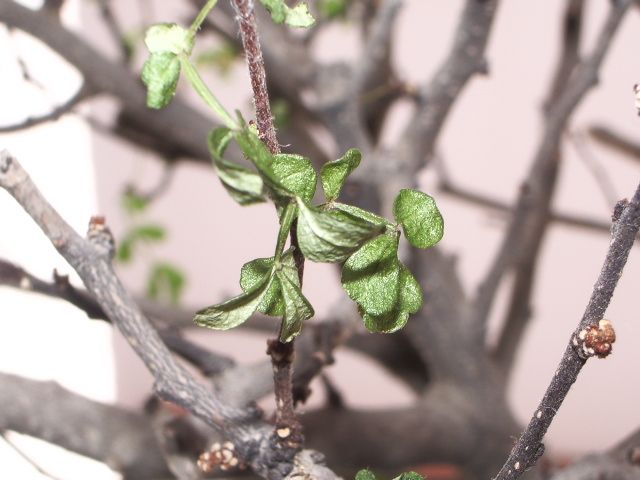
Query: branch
0,1,215,163
475,0,632,376
0,150,339,480
493,182,640,480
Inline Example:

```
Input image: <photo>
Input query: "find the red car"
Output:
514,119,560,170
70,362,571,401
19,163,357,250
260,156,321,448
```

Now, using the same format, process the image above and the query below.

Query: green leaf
208,127,265,205
277,268,314,342
393,189,444,248
394,473,426,480
321,149,361,201
341,233,401,315
131,224,166,242
141,23,194,109
147,263,186,305
142,52,182,109
272,154,317,203
240,249,295,316
331,202,392,229
234,122,276,176
259,0,316,27
194,273,274,330
362,309,409,334
361,266,422,333
355,470,377,480
122,190,150,214
116,238,133,263
318,0,352,18
297,199,386,263
144,23,193,55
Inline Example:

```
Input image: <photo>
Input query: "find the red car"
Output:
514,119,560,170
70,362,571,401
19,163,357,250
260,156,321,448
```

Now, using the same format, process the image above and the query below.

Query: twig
493,182,640,480
589,125,640,161
232,0,305,458
0,431,66,480
233,0,280,155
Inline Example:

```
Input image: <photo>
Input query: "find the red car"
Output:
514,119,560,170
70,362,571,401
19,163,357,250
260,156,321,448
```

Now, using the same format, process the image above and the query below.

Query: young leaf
321,149,361,202
394,473,426,480
131,224,166,242
142,52,182,109
393,189,444,248
362,309,409,334
330,202,392,229
194,273,274,330
277,268,314,342
240,249,295,316
272,154,317,203
259,0,316,28
355,470,377,480
208,127,265,205
341,233,401,315
296,199,386,263
122,190,150,214
147,263,186,305
142,23,193,109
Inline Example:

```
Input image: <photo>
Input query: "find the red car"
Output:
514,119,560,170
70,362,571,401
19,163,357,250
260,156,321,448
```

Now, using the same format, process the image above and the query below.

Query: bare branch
494,181,640,480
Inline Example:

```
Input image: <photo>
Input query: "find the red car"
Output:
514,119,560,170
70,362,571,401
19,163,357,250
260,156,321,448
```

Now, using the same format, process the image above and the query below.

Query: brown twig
493,183,640,479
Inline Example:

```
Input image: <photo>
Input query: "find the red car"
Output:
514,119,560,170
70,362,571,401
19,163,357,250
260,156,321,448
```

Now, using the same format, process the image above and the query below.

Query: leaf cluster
140,0,444,342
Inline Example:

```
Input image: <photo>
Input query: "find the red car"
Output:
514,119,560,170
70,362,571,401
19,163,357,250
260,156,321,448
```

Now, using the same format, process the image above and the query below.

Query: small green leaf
277,268,314,342
116,238,133,263
144,23,193,55
122,190,150,214
396,265,423,314
321,149,361,201
394,473,426,480
132,224,165,242
272,154,317,203
259,0,316,27
234,122,276,176
318,0,352,18
341,233,401,315
331,202,392,229
355,470,377,480
393,189,444,248
147,263,186,305
297,199,386,263
362,309,409,334
194,273,274,330
208,127,265,205
142,52,181,109
240,249,295,316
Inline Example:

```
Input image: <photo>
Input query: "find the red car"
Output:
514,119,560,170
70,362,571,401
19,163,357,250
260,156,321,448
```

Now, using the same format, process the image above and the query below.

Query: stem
180,56,238,129
189,0,219,36
493,183,640,480
233,0,280,154
233,0,305,462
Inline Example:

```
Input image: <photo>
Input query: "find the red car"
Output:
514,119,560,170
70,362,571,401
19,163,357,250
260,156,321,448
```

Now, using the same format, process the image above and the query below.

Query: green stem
274,200,297,262
189,0,219,36
180,57,238,129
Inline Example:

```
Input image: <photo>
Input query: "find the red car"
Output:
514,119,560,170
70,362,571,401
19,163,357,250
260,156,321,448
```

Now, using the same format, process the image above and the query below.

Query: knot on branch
87,216,116,260
572,319,616,359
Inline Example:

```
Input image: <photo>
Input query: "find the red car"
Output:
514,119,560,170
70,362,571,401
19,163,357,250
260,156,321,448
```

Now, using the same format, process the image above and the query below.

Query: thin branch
493,182,640,480
0,82,93,133
233,0,280,154
0,431,67,480
589,125,640,161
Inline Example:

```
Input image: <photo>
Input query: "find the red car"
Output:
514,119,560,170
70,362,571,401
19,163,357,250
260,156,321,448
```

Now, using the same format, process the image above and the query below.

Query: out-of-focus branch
0,1,214,163
0,371,172,479
589,125,640,161
494,181,640,479
391,0,497,176
476,0,632,378
547,427,640,480
0,150,339,480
